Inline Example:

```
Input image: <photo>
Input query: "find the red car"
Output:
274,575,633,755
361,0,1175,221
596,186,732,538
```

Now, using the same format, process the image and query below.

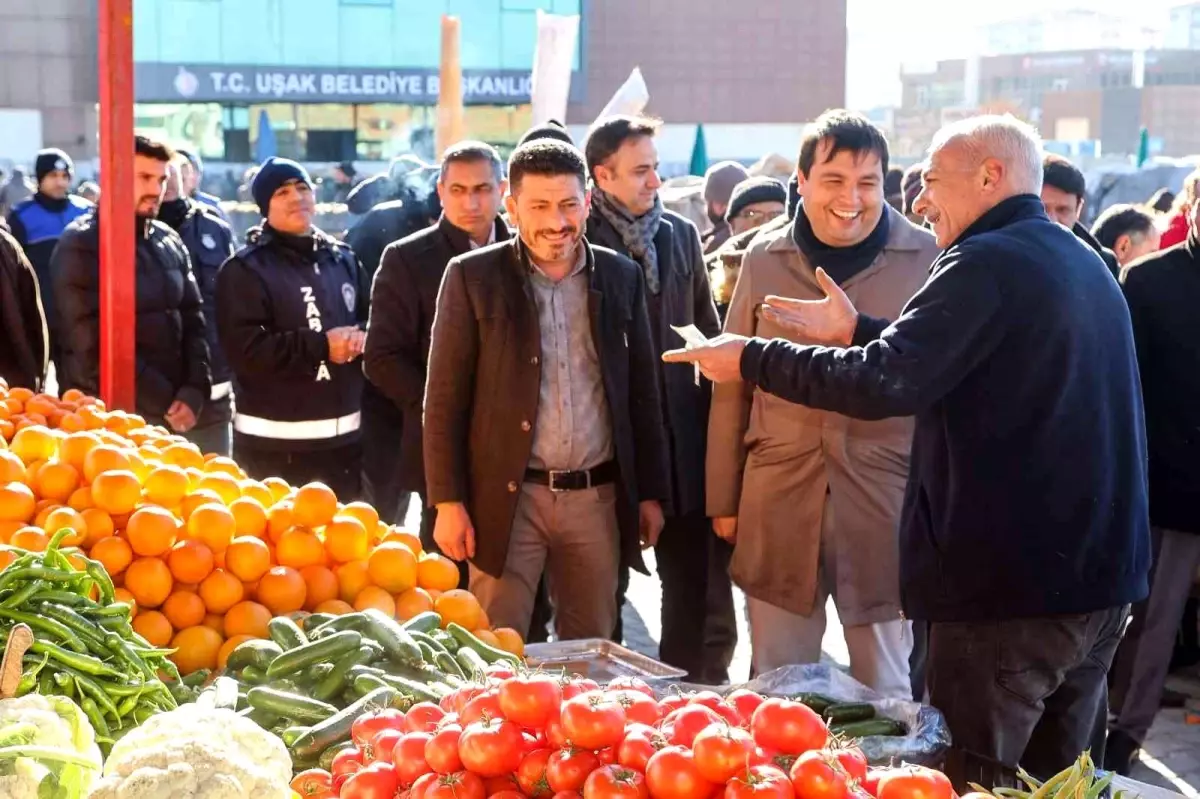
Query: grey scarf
593,189,663,294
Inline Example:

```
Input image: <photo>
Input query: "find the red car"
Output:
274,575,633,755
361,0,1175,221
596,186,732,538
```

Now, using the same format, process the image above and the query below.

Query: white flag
596,67,650,122
531,11,580,127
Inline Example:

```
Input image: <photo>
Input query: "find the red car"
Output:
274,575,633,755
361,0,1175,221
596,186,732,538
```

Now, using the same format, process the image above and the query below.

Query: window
340,0,392,5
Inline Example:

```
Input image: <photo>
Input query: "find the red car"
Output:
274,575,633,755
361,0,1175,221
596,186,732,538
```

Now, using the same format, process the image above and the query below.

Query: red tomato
725,765,795,799
687,692,725,711
461,689,507,726
366,729,405,766
449,686,487,715
546,714,569,749
426,723,465,774
663,705,723,749
498,674,564,729
426,772,487,799
608,689,662,727
608,676,655,696
750,699,828,755
756,750,798,774
726,691,766,726
341,762,401,799
561,677,602,701
352,708,406,747
518,748,556,799
392,732,434,786
459,718,526,778
618,724,669,772
406,702,448,733
788,750,851,799
554,793,585,799
487,663,518,679
492,792,526,799
644,746,717,799
584,764,651,799
411,772,441,799
331,747,365,780
598,747,618,765
486,775,524,796
691,724,757,784
874,766,954,799
291,768,334,799
561,691,628,750
547,747,602,793
658,695,689,716
825,748,868,783
860,769,887,798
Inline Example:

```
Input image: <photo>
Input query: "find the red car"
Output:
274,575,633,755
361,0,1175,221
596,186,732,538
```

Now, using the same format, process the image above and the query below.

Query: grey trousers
469,481,621,641
185,421,231,458
1112,527,1200,743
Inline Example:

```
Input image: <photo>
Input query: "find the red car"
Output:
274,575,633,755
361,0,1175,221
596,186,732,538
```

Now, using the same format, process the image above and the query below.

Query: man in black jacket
159,155,237,456
216,157,368,499
585,115,732,682
0,227,48,391
52,136,211,431
1104,201,1200,774
1041,154,1120,278
665,115,1150,781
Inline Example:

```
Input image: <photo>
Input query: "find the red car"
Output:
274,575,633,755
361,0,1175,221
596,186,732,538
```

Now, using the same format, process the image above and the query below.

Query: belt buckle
548,470,569,493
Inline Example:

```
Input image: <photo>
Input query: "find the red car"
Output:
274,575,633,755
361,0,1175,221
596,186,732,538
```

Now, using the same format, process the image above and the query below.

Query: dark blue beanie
35,148,73,184
251,157,312,217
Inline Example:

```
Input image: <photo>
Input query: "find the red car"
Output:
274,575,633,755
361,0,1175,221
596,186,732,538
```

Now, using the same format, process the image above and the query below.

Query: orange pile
0,381,524,675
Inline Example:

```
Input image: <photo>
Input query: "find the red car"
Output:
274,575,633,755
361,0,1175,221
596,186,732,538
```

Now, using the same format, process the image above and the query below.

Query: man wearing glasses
725,177,787,237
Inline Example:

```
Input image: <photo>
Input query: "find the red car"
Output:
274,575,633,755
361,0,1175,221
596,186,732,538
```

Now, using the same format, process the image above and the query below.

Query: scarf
791,203,890,285
593,189,663,294
265,223,317,258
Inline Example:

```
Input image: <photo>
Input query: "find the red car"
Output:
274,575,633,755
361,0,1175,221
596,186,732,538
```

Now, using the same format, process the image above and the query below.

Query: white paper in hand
671,324,709,348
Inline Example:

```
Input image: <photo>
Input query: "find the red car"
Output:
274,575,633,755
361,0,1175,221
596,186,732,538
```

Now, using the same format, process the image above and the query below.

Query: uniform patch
341,283,356,313
201,233,216,249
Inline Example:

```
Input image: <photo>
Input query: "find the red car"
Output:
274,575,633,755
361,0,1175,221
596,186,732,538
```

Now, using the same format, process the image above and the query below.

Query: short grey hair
439,141,503,184
930,114,1043,195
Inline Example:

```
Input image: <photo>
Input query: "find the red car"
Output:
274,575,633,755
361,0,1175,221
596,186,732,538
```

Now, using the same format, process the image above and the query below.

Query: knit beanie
177,148,202,174
251,157,312,217
35,149,73,184
518,119,574,148
703,161,749,207
726,177,787,222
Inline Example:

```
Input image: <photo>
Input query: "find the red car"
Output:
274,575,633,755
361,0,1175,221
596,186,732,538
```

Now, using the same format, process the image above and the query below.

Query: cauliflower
87,706,292,799
0,694,102,799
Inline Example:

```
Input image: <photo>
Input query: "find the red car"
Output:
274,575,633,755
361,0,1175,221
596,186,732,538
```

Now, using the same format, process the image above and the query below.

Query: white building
979,9,1162,55
1166,2,1200,49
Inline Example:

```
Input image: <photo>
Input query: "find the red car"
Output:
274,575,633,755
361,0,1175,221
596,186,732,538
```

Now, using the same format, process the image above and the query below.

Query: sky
845,0,1180,109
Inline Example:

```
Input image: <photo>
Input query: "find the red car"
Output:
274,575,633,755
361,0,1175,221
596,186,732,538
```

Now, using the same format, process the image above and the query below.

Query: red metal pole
97,0,136,411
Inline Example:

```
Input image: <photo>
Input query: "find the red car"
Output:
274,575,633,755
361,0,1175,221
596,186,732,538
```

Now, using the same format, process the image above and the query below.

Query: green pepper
29,639,125,679
102,633,154,680
38,603,110,650
73,673,122,720
79,696,111,740
0,607,89,652
0,580,44,610
29,588,89,606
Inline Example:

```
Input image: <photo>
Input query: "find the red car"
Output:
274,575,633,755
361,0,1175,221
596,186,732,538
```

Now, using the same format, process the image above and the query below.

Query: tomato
449,686,487,715
749,699,828,755
497,674,563,729
561,676,602,701
291,768,334,799
366,728,405,765
860,769,887,798
426,723,465,774
486,775,524,796
874,766,954,799
584,764,651,799
608,676,655,697
756,750,798,774
547,747,602,793
492,792,527,799
426,772,488,799
644,746,717,799
561,691,628,750
608,689,662,727
459,718,526,778
825,748,868,783
725,765,794,799
546,714,569,749
554,793,585,799
332,746,365,779
391,732,434,786
406,702,448,733
598,747,618,765
662,705,722,749
462,689,507,726
658,695,689,717
618,724,669,772
726,691,766,726
519,748,556,799
691,724,757,784
687,692,725,711
412,772,441,799
352,708,407,747
341,762,401,799
788,750,852,799
487,663,518,680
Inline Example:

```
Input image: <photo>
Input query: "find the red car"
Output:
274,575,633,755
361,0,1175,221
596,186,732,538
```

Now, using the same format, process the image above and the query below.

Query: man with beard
52,136,211,432
701,161,749,254
423,139,669,640
158,155,237,456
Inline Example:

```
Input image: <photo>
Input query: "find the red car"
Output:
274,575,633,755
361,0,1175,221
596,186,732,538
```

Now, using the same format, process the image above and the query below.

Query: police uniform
215,223,368,499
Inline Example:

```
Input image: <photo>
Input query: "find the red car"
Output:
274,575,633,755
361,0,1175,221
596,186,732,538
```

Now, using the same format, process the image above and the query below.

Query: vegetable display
966,751,1119,799
0,693,102,799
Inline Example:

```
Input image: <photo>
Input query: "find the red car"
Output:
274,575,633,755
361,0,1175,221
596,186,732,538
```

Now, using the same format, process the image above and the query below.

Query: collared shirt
526,244,614,471
468,225,497,250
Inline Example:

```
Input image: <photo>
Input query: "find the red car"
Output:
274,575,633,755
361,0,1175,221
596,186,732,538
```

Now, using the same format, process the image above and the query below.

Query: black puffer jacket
0,228,48,391
51,212,211,421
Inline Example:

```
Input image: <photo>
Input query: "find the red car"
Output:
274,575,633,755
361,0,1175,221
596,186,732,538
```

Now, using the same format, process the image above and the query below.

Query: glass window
134,102,227,160
297,104,356,130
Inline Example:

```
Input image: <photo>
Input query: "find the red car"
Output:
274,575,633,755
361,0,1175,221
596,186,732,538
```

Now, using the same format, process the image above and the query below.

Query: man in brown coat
423,140,670,640
707,111,938,696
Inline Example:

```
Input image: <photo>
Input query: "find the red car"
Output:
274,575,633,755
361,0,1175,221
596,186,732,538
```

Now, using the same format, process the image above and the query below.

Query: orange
7,387,32,404
293,482,337,529
0,520,21,543
79,508,114,547
67,486,94,511
169,625,224,675
161,590,207,630
417,552,461,592
256,566,306,615
324,516,369,563
264,477,291,503
239,481,273,508
112,587,138,615
33,462,80,502
492,627,525,657
82,445,132,483
90,535,133,576
186,503,235,553
57,413,84,432
314,598,354,615
180,489,223,521
299,565,339,610
225,536,271,582
10,527,48,552
10,426,57,464
167,539,215,584
24,395,58,418
218,634,255,670
473,629,501,648
0,549,16,569
367,543,417,594
353,585,396,617
42,506,87,547
223,600,272,638
162,442,205,471
132,610,174,647
125,451,151,483
202,613,225,636
124,557,174,609
143,465,189,507
204,456,244,479
196,472,240,505
384,528,423,556
339,502,380,535
434,589,484,630
0,451,27,484
125,506,180,557
394,587,434,621
228,497,268,539
198,568,244,614
336,559,371,604
266,502,294,544
275,527,325,569
0,483,36,523
91,470,141,515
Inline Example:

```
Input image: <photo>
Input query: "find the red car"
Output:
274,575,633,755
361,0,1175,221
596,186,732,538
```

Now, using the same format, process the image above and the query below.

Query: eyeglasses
736,209,785,224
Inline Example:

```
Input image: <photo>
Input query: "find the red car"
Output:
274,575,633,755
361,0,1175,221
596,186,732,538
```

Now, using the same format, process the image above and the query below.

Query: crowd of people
0,107,1196,784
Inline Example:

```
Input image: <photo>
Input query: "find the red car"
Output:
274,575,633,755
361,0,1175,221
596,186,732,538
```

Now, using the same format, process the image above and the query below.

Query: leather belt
524,460,618,492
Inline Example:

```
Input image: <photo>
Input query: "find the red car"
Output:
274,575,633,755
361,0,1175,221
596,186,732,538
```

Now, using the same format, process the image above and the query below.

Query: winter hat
176,148,202,174
703,161,749,207
251,157,312,217
517,119,574,148
726,177,787,223
35,148,73,183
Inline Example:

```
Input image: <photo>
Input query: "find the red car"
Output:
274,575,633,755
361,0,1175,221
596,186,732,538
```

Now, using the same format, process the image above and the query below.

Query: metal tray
523,639,687,682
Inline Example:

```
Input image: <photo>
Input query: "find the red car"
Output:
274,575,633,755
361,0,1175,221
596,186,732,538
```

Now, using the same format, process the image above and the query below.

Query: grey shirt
526,244,615,471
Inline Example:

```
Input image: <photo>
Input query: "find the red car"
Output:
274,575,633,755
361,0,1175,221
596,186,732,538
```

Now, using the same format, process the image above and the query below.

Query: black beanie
251,157,312,217
517,119,574,148
726,176,788,223
35,149,73,184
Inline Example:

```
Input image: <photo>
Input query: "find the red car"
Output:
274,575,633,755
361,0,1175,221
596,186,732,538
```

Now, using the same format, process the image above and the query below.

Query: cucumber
401,611,442,633
435,651,466,680
243,706,281,729
373,672,445,704
447,623,520,666
305,613,336,630
319,741,359,771
417,641,439,664
794,693,838,714
455,646,489,676
830,718,908,738
310,612,369,638
239,665,269,685
314,644,378,702
266,630,363,679
225,639,284,672
823,703,876,724
410,631,448,654
290,686,399,759
352,672,392,697
281,726,310,747
430,630,459,653
305,663,337,685
247,686,340,725
360,608,424,667
268,616,309,650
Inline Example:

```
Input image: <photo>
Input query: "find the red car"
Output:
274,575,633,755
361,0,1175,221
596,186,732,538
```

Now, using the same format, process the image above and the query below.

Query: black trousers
235,441,362,502
702,536,737,684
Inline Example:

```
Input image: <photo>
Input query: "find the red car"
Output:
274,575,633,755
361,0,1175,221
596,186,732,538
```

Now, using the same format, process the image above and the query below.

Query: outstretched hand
661,334,750,383
759,267,858,347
